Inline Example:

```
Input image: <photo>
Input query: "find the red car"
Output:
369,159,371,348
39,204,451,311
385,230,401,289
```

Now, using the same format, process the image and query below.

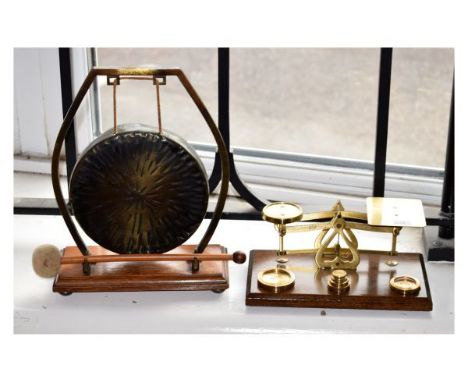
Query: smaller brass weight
390,275,420,295
328,269,351,293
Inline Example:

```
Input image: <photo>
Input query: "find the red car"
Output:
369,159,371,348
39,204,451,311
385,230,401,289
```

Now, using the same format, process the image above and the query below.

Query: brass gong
69,123,209,254
51,68,231,277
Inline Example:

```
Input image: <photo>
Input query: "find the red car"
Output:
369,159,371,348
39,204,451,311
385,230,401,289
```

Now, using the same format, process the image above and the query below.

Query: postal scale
32,67,246,294
246,198,432,311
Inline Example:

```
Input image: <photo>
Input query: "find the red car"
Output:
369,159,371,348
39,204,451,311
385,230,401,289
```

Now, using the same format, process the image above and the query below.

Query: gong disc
69,123,209,254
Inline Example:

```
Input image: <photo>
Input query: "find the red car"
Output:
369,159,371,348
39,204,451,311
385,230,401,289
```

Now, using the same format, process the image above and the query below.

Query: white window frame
14,48,96,175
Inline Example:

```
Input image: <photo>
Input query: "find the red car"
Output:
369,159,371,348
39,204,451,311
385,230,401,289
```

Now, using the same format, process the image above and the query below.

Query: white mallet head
32,244,61,278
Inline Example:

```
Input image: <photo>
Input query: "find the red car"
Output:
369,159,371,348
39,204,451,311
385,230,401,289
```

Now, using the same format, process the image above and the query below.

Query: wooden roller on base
32,244,246,278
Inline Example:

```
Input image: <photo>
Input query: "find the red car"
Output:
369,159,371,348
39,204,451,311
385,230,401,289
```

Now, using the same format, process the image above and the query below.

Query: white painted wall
14,48,94,160
70,48,95,153
14,48,63,157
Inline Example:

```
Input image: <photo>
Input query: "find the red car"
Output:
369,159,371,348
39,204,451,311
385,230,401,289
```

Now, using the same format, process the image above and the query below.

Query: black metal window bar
14,47,454,260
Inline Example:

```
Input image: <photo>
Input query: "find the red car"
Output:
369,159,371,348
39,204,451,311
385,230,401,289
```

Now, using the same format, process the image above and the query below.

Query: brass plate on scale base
257,267,295,292
53,244,230,294
246,250,433,311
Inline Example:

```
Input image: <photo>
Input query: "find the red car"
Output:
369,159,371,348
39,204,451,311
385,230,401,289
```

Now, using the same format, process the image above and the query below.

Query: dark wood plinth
246,250,432,311
53,245,229,295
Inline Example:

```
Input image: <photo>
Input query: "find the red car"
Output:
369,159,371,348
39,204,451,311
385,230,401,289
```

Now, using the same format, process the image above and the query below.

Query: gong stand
51,67,245,294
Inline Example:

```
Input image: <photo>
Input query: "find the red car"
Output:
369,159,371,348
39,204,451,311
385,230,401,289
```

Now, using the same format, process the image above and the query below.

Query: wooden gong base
53,245,229,295
246,250,432,311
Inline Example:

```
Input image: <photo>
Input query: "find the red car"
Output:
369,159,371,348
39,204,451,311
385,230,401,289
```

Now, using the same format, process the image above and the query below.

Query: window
94,48,453,168
230,48,380,161
14,47,454,214
387,48,453,168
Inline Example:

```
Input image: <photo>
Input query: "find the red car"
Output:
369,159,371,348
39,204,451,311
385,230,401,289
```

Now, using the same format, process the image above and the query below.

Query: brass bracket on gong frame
106,74,168,86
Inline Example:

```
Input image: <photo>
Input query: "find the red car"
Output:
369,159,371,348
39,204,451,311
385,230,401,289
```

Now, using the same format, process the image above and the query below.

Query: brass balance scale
246,197,432,310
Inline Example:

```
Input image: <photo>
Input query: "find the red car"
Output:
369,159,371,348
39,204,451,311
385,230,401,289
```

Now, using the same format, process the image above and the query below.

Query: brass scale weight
258,198,426,295
32,67,246,293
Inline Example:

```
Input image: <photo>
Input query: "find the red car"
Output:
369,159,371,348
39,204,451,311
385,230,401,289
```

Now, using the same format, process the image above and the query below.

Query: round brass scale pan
69,123,209,254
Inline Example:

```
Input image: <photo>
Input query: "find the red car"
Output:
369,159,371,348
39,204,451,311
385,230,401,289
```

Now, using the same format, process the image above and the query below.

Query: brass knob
328,269,350,293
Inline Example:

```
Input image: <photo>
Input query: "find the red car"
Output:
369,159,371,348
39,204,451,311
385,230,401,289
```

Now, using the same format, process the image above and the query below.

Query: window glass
387,48,453,168
230,48,380,161
97,48,453,169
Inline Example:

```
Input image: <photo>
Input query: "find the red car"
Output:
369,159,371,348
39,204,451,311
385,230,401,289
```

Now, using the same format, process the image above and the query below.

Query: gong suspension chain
112,78,118,134
111,75,163,135
154,77,162,134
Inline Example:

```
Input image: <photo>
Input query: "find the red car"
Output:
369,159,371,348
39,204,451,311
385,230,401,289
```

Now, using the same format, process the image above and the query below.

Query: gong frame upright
51,67,231,275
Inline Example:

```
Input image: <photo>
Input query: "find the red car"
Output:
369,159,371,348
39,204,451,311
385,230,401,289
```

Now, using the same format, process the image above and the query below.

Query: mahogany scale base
246,250,433,311
53,245,229,295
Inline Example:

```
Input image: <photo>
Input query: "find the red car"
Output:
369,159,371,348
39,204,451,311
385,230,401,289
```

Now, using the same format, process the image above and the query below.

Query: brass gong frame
51,67,230,275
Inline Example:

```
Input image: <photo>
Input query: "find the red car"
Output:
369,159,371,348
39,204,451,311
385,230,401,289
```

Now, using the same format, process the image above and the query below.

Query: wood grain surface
246,250,432,311
53,244,229,294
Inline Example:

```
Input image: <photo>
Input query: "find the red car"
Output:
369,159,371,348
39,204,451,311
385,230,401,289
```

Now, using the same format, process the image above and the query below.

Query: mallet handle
61,251,246,265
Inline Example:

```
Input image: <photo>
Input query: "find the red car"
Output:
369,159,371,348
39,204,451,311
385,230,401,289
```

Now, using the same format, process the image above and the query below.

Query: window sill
14,215,453,333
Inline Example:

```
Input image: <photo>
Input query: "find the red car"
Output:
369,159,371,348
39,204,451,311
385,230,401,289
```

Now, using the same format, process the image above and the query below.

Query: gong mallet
32,244,246,278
